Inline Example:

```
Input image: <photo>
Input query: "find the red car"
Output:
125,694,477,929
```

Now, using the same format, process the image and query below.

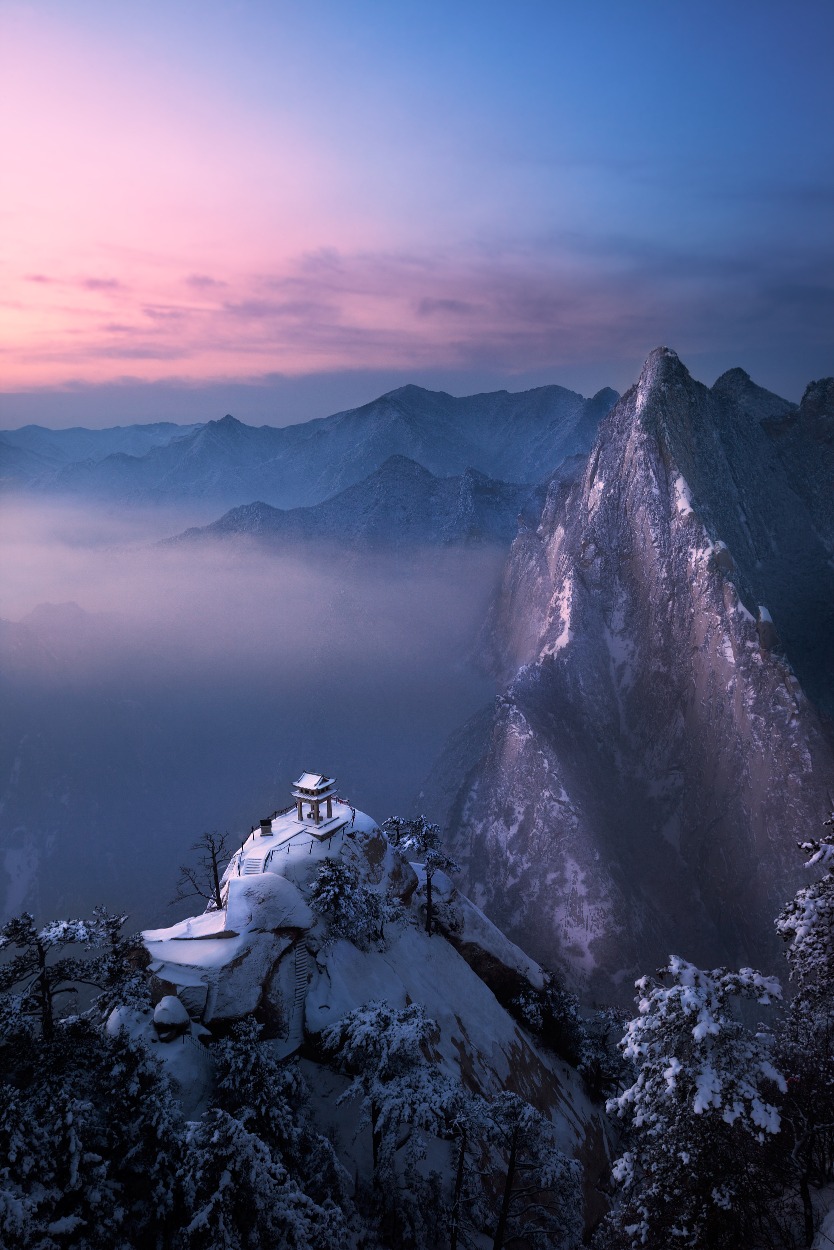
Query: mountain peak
381,384,435,401
713,366,751,388
798,376,834,441
632,348,696,427
377,453,435,477
638,345,691,390
712,368,795,421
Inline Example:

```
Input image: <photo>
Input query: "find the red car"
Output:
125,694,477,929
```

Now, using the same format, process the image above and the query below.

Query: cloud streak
5,229,831,393
1,4,831,399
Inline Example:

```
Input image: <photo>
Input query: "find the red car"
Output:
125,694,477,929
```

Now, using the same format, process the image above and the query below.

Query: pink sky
1,3,831,403
3,7,603,389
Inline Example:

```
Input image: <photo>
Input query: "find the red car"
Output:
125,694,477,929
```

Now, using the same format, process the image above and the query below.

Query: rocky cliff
436,348,834,1001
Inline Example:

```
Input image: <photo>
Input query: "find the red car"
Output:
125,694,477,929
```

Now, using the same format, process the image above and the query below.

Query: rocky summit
433,347,834,1002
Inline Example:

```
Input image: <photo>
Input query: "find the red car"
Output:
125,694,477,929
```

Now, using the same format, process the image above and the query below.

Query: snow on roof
294,772,335,792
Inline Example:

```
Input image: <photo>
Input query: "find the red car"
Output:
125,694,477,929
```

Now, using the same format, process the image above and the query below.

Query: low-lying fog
0,498,501,929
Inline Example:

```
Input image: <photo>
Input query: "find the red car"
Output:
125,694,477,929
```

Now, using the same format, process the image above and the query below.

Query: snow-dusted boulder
411,864,547,1003
106,1005,148,1039
210,933,293,1020
153,994,191,1040
226,873,313,933
354,827,419,901
154,995,190,1028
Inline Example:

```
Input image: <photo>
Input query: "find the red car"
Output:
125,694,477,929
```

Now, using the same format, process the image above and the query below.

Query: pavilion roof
294,772,335,793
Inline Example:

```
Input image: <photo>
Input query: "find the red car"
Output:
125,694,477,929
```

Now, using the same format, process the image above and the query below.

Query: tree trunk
449,1128,467,1250
800,1169,814,1247
211,848,222,910
371,1100,381,1179
425,870,433,936
800,1135,815,1247
37,940,53,1041
492,1128,518,1250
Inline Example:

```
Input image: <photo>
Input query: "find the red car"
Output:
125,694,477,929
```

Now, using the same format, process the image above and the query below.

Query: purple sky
1,0,832,426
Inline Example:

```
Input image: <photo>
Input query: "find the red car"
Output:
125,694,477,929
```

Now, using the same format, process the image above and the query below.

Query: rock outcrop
436,348,834,1001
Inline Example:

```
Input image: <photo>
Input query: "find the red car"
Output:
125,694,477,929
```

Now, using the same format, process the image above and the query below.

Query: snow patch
673,474,694,519
544,575,573,655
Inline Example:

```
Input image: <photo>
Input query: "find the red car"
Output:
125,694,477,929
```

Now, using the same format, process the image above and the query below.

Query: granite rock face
439,348,834,1001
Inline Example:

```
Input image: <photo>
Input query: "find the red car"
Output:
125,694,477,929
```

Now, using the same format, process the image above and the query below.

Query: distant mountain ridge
1,382,618,510
0,421,202,486
167,454,580,550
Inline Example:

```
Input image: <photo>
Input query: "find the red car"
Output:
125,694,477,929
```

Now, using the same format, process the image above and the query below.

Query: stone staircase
272,941,311,1059
241,845,273,874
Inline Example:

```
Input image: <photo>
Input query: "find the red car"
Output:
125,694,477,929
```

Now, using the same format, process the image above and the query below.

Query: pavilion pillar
296,799,303,821
326,796,332,819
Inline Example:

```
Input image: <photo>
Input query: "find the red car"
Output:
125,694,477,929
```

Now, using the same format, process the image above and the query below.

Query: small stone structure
292,772,336,824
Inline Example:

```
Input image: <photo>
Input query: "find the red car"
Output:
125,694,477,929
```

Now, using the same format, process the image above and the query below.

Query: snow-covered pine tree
511,979,586,1067
308,858,392,949
484,1090,582,1250
775,812,834,1244
213,1017,352,1216
88,905,152,1017
776,812,834,1002
604,956,786,1249
180,1109,343,1250
381,815,458,934
97,1026,186,1246
322,1000,467,1246
322,1000,445,1173
0,1016,185,1250
0,912,98,1039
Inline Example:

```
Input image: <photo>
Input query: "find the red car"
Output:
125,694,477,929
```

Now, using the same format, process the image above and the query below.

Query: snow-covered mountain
7,383,618,510
0,421,202,487
138,790,610,1229
168,455,560,551
427,348,834,1000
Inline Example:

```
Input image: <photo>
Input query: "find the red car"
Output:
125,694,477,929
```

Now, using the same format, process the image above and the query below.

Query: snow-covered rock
411,862,547,999
431,347,834,1000
225,873,313,933
153,994,191,1028
142,789,610,1211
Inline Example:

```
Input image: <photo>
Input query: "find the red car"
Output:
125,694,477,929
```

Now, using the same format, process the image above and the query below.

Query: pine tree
776,812,834,1003
484,1091,582,1250
775,813,834,1244
511,980,587,1067
89,905,152,1017
381,815,459,935
180,1109,343,1250
0,1017,186,1250
323,1000,469,1249
0,912,99,1039
308,858,393,949
213,1017,351,1216
605,956,786,1249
